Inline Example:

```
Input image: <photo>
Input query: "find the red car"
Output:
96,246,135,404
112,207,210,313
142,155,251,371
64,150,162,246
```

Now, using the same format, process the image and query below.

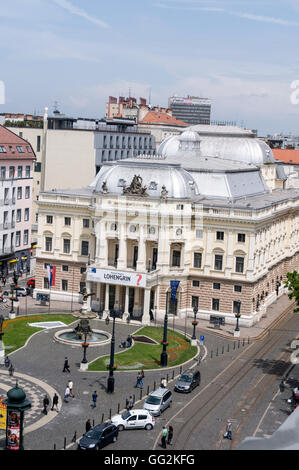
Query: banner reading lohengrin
87,268,146,288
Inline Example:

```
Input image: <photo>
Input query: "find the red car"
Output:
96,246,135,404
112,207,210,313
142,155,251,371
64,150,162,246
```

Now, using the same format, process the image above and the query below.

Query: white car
15,287,27,297
111,409,155,431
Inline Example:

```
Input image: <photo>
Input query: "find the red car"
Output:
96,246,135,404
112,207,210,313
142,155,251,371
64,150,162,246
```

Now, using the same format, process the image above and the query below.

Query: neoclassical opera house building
35,125,299,327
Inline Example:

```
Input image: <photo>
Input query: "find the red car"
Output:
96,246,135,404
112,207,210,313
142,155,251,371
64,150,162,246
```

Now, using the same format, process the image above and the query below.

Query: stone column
142,288,151,325
136,225,146,272
124,286,129,320
114,285,120,310
118,224,127,269
104,283,110,317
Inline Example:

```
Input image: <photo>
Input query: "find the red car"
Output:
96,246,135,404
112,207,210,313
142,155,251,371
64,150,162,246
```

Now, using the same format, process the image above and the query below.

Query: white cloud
52,0,110,28
230,11,299,27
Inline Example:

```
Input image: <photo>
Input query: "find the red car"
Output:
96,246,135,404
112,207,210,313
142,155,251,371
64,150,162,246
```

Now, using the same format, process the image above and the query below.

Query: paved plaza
0,290,297,450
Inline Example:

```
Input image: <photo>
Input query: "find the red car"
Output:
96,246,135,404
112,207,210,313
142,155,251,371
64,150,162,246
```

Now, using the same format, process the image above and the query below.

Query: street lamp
107,311,116,393
191,305,198,344
0,314,5,365
234,300,241,337
160,292,169,367
80,328,89,370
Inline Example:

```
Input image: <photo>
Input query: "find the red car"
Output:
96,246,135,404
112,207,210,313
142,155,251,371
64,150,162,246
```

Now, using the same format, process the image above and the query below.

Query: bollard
109,408,111,419
72,431,77,443
140,389,142,400
118,403,120,413
93,419,95,427
101,413,104,423
54,443,56,450
248,337,250,344
172,370,174,379
167,373,169,382
180,366,182,374
222,345,224,354
64,437,66,449
147,386,149,395
153,381,156,391
133,394,135,403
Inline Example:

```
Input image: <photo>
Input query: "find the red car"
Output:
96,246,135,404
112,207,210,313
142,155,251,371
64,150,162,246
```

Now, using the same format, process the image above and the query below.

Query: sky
1,0,299,135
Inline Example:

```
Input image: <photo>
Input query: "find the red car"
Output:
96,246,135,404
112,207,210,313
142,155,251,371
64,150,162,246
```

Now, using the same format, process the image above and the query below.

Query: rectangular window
235,257,244,273
80,267,86,274
238,233,246,243
17,187,22,199
64,217,71,226
25,165,30,178
44,277,49,289
16,231,21,247
234,285,242,293
34,162,41,172
213,282,221,290
192,280,200,287
4,188,9,204
25,186,30,199
62,265,69,272
0,146,6,153
37,135,41,152
83,218,90,228
62,280,68,291
17,166,23,178
212,298,220,311
192,296,199,309
81,240,89,256
24,208,29,221
63,239,71,254
195,229,203,239
44,263,50,269
172,250,181,267
216,231,224,241
80,281,86,292
45,237,52,252
214,254,223,271
1,167,5,179
9,166,15,178
16,209,21,222
24,229,28,245
233,300,241,314
193,252,202,268
16,146,24,153
46,215,53,224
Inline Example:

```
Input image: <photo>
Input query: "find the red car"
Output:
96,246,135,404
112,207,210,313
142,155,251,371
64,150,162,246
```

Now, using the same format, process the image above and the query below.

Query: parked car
27,278,35,288
77,423,118,450
15,287,27,297
174,369,201,393
143,388,172,416
111,409,155,431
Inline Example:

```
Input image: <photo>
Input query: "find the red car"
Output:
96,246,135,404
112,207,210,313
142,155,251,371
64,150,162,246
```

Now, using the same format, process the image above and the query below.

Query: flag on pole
47,265,56,287
170,280,180,302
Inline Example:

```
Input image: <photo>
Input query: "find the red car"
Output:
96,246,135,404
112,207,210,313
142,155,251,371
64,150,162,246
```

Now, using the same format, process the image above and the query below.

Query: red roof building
273,149,299,165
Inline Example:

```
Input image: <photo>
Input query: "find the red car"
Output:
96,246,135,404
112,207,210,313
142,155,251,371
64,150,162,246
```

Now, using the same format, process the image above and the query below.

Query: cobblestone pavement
0,291,296,450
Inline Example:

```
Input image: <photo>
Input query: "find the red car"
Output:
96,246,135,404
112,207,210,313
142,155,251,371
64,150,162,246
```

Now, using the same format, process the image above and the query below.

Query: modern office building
0,125,35,276
168,95,211,125
34,125,299,328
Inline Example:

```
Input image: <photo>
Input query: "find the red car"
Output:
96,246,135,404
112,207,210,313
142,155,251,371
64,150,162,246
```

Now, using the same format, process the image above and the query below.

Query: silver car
143,388,172,416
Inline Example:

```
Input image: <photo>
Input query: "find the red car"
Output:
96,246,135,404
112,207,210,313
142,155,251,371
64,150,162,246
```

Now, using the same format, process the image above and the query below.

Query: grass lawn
2,314,75,354
88,326,197,371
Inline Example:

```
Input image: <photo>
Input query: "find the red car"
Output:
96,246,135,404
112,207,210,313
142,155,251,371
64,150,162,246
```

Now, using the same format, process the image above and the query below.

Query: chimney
166,108,173,116
138,104,149,122
153,106,159,112
160,107,166,113
139,97,147,106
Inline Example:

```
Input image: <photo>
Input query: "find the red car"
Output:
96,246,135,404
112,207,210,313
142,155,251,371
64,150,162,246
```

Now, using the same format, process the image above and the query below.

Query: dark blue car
77,423,118,450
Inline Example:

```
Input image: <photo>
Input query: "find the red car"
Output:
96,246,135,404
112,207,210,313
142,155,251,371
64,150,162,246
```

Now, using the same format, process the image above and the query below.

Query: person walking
68,380,75,398
167,425,173,445
85,419,92,433
161,426,167,448
64,385,71,403
224,420,232,440
91,391,98,408
134,372,143,389
42,395,50,415
62,357,70,373
51,393,59,412
3,277,6,287
161,377,167,388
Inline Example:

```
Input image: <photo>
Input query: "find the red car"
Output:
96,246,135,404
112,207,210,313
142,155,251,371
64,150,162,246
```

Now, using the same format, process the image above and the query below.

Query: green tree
285,271,299,312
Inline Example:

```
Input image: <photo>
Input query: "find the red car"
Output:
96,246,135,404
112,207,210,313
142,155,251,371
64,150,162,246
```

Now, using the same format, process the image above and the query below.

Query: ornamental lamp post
191,305,198,346
160,280,180,367
80,328,89,371
234,300,241,337
107,311,116,393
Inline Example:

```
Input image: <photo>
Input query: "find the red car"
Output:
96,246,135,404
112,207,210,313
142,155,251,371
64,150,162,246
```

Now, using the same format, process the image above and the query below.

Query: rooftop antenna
149,88,151,107
53,100,60,114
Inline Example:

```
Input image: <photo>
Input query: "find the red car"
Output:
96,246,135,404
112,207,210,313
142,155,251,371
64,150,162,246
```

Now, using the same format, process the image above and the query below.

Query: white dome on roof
158,125,275,166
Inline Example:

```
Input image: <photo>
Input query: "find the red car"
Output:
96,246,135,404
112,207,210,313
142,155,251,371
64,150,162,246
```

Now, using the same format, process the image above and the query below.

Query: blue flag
170,280,180,302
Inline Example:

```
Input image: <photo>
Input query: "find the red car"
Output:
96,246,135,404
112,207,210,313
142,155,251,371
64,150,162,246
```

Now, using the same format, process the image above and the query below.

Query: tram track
153,303,297,450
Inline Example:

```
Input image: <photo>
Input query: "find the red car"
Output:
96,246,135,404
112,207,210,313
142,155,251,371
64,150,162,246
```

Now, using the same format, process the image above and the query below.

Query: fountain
54,288,111,346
